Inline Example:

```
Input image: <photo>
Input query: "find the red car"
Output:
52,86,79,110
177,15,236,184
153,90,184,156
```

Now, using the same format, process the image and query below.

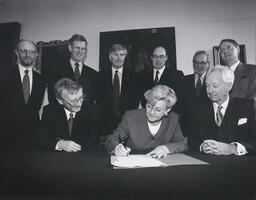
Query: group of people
0,34,256,157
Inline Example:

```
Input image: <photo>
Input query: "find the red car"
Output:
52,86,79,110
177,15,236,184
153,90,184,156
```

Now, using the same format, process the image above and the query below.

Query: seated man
105,85,188,158
38,78,100,152
189,66,256,155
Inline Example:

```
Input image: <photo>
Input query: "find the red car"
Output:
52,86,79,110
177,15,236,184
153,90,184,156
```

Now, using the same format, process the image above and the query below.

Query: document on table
111,154,209,169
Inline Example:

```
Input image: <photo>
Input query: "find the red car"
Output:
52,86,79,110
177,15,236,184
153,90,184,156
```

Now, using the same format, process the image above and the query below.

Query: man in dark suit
0,39,45,149
189,66,256,155
141,45,186,116
38,78,99,152
47,34,98,105
183,51,210,136
96,44,141,137
219,39,256,105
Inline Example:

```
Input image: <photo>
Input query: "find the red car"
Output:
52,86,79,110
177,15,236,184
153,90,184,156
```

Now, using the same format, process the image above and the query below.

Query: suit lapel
13,66,26,105
58,106,70,138
231,63,244,94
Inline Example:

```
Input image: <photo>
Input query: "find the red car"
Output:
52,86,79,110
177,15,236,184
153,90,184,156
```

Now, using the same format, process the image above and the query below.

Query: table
1,149,256,200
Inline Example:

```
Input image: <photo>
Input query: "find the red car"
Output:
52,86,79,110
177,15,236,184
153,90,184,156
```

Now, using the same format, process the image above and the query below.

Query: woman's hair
144,84,177,109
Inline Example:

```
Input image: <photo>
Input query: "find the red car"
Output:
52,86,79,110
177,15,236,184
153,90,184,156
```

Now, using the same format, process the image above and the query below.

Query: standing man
38,78,99,152
47,34,98,105
219,39,256,104
183,51,210,136
189,66,256,155
96,44,141,137
0,39,45,149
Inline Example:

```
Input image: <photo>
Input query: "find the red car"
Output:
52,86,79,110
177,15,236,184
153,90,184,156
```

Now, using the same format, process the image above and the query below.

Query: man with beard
189,66,256,155
47,34,98,106
96,44,141,138
0,39,45,150
219,39,256,106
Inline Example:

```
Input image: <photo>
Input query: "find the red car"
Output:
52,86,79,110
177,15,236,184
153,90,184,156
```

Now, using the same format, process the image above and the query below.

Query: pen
119,135,129,156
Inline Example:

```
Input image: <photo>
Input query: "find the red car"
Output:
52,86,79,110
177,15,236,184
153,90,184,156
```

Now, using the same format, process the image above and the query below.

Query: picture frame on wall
212,44,247,66
99,27,176,74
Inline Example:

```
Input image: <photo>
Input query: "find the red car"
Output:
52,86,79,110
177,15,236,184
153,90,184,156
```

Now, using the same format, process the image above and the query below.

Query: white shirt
18,64,33,94
112,67,123,93
194,73,206,87
70,59,82,75
153,66,165,81
229,60,240,72
147,121,161,136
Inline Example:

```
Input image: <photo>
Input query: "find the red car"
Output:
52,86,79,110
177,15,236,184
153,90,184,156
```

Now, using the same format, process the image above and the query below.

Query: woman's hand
114,143,131,156
147,145,170,158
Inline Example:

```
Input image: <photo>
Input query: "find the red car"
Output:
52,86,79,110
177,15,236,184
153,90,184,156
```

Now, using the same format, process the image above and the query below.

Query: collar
154,65,165,74
229,61,240,72
213,95,229,115
64,107,76,120
112,66,123,74
70,59,82,68
18,64,33,72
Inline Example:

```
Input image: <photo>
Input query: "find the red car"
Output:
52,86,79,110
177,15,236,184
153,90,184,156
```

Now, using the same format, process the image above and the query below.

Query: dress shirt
147,121,161,136
229,60,240,72
55,107,76,150
153,66,165,81
70,59,82,75
194,73,206,87
18,64,33,94
205,96,247,155
112,67,123,93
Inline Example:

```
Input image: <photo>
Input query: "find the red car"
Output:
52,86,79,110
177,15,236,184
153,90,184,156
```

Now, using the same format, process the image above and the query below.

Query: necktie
154,70,159,85
113,70,120,116
74,63,80,80
68,112,74,136
195,75,202,96
22,69,30,104
216,105,223,127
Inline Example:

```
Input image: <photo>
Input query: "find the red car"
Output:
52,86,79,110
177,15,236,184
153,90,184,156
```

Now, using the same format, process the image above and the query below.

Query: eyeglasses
18,49,36,56
146,103,166,115
193,61,209,65
152,55,166,59
62,94,86,106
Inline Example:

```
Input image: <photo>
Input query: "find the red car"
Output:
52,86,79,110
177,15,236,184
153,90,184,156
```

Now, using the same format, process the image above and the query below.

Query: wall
0,0,255,74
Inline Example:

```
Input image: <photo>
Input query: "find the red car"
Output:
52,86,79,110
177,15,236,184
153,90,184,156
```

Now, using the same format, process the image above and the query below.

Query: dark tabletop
1,149,256,200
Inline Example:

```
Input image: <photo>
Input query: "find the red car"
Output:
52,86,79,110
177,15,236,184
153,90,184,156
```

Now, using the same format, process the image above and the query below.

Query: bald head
15,40,37,67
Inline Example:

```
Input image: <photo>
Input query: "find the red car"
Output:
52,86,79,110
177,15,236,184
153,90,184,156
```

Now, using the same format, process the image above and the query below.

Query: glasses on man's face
193,61,208,65
62,94,86,106
146,103,166,115
18,49,36,56
152,55,166,60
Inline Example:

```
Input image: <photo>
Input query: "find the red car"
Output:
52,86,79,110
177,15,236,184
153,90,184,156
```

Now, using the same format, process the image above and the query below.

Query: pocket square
238,118,247,125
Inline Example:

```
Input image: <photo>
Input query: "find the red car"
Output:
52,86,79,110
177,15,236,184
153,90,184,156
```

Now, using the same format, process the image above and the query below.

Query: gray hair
144,84,177,109
193,50,210,63
206,65,234,86
55,78,83,100
109,44,127,55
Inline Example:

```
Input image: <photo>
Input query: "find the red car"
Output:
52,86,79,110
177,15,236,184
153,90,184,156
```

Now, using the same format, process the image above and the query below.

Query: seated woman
105,84,188,158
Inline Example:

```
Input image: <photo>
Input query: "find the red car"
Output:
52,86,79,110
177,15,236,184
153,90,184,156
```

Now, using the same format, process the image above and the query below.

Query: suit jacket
188,98,256,153
0,65,45,148
38,103,100,151
230,63,256,101
105,109,188,153
182,73,209,136
96,65,142,135
46,59,98,105
141,67,186,116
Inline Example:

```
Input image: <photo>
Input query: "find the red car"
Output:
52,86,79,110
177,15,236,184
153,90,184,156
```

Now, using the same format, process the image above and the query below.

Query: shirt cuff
163,145,170,154
231,142,247,155
55,139,63,151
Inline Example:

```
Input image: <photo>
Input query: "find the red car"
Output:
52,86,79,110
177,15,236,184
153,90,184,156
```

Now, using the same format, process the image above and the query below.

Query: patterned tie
195,75,202,96
113,70,120,116
74,63,80,80
68,112,74,136
216,105,223,127
154,70,159,85
22,69,30,104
